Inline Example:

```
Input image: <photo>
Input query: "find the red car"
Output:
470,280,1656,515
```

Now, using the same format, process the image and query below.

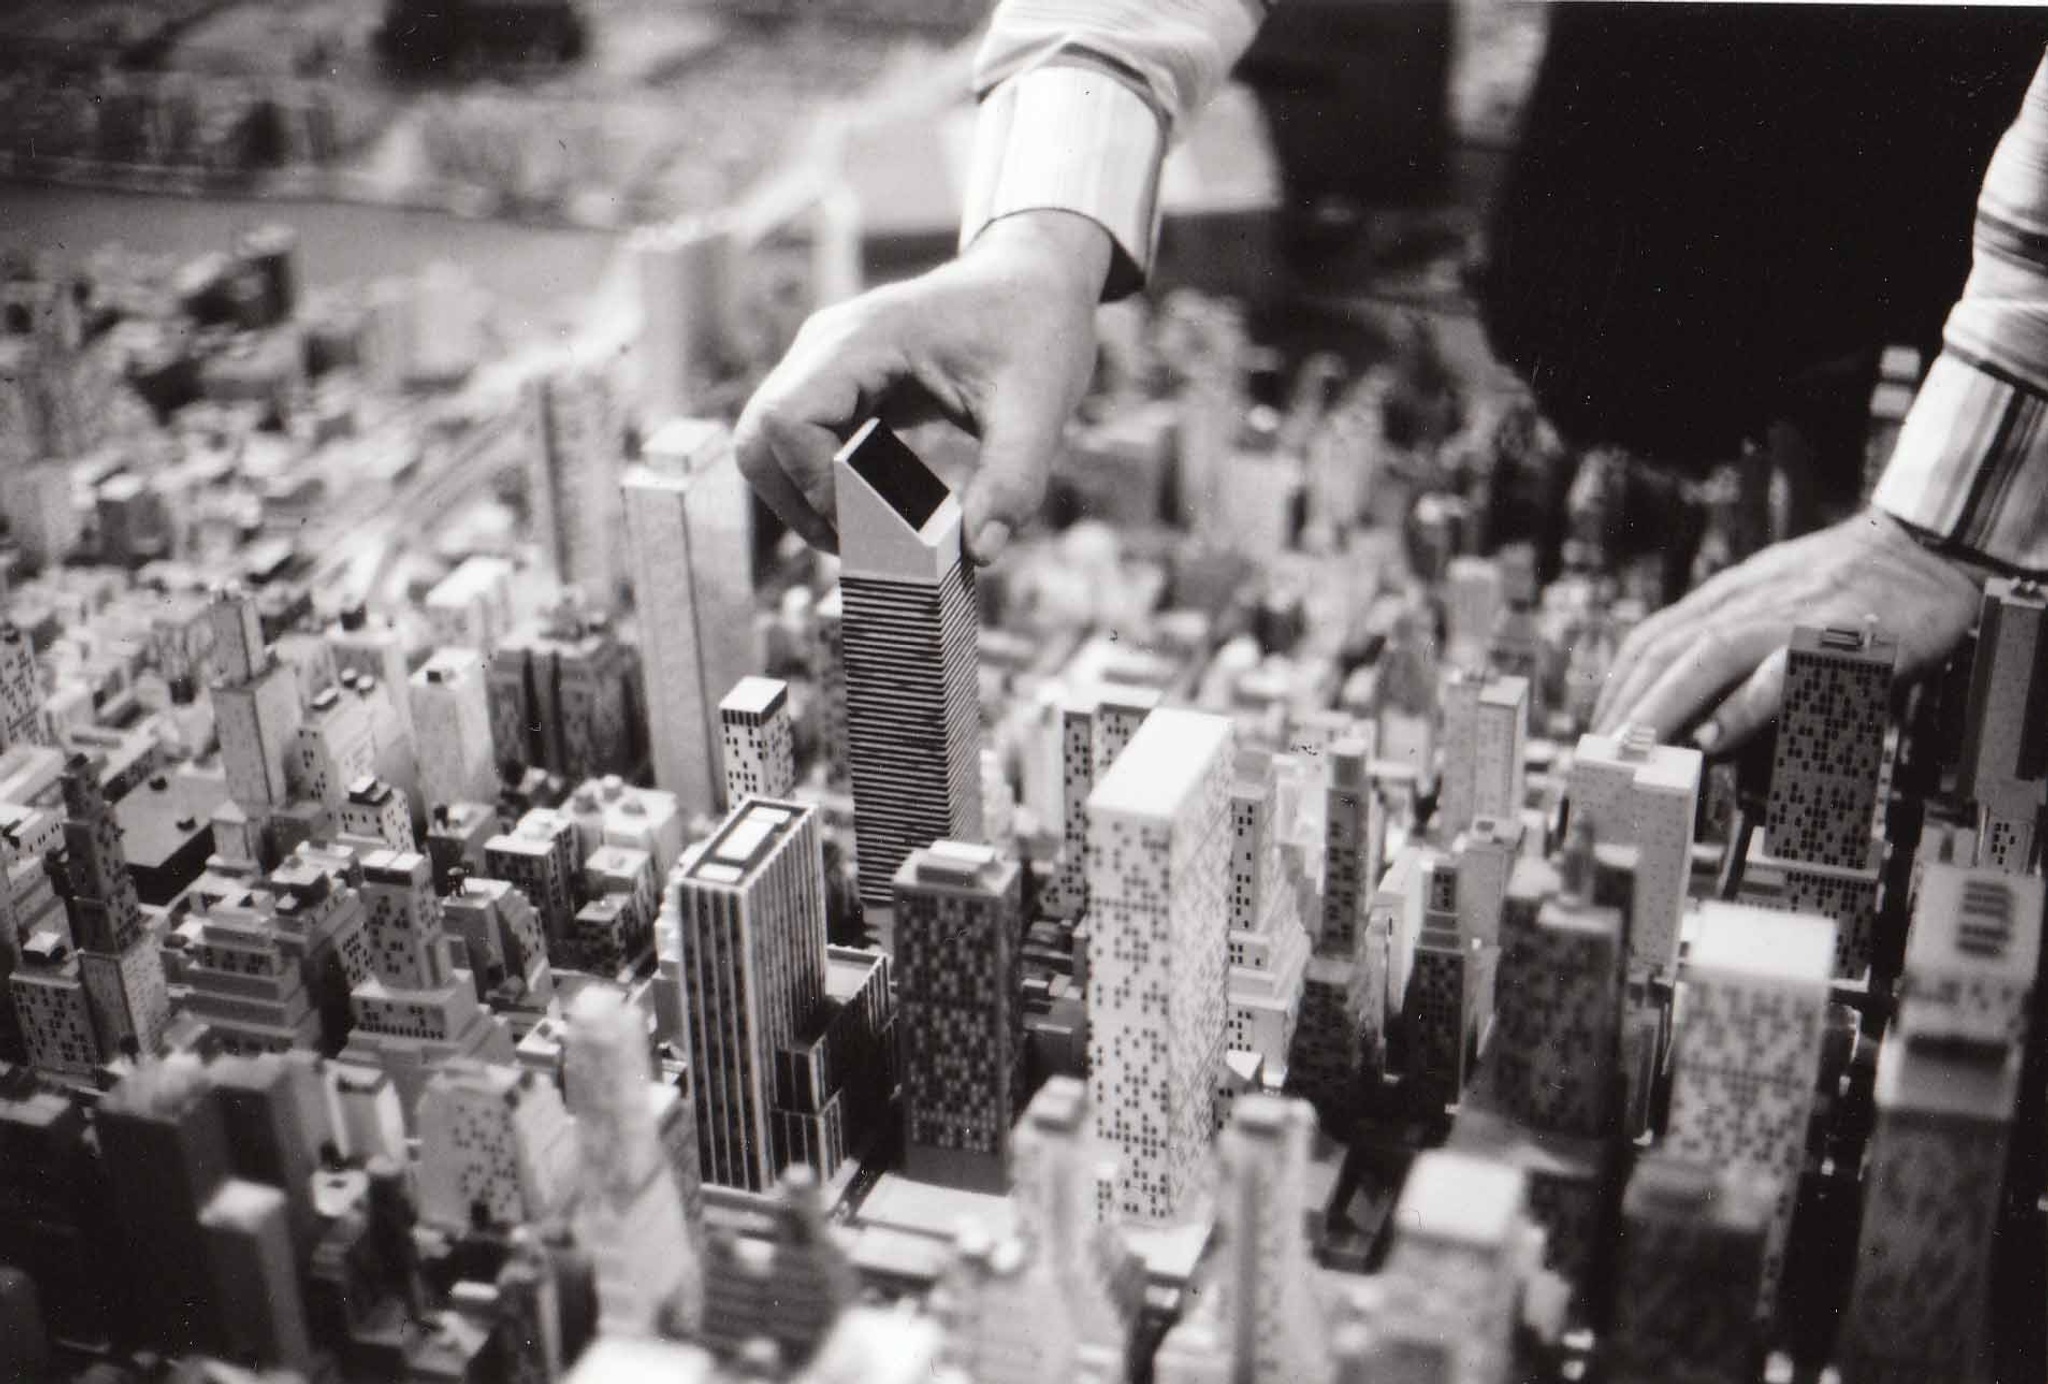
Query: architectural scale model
0,219,2040,1384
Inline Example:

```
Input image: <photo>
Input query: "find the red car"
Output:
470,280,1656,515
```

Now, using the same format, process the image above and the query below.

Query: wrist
1871,506,2003,587
968,209,1115,306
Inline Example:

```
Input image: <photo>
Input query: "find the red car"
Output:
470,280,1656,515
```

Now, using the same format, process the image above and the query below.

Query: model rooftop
1687,900,1836,985
720,675,788,718
839,419,949,531
683,798,805,886
1087,707,1233,820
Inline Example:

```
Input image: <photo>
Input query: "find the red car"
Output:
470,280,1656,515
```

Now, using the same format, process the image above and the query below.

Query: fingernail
1691,721,1722,753
971,521,1011,564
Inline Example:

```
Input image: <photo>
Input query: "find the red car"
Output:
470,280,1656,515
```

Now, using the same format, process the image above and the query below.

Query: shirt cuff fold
1871,351,2048,576
959,61,1166,301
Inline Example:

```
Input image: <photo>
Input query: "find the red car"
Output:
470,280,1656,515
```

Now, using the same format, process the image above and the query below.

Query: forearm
962,0,1271,298
1873,49,2048,576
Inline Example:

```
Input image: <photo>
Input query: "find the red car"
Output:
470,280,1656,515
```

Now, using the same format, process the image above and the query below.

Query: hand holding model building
734,209,1111,564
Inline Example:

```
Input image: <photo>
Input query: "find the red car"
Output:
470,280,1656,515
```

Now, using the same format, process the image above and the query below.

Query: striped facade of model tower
1086,707,1235,1223
671,797,827,1192
833,420,982,912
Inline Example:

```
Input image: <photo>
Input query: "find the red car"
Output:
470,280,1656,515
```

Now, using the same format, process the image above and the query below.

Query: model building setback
0,151,2039,1384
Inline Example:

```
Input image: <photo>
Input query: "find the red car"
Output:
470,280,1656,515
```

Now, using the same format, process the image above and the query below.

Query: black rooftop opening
843,418,950,531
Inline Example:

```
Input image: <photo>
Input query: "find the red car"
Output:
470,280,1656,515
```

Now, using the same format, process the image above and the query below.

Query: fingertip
968,520,1011,566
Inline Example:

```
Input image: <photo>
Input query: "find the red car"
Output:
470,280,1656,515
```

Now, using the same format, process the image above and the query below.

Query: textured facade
1085,707,1233,1222
622,418,757,817
1764,623,1897,868
893,841,1021,1191
672,797,826,1192
1664,901,1835,1311
1490,886,1622,1139
833,420,983,911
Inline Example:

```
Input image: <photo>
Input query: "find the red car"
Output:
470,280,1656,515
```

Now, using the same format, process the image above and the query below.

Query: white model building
1153,1094,1331,1384
410,649,498,811
621,417,757,817
338,849,515,1120
1008,1077,1138,1378
1566,724,1702,973
1665,900,1836,1310
210,590,300,825
415,1059,577,1231
1086,706,1234,1223
1374,1149,1540,1384
1438,673,1527,843
525,351,629,603
833,420,983,912
564,985,704,1336
719,675,795,805
629,217,732,423
425,555,516,655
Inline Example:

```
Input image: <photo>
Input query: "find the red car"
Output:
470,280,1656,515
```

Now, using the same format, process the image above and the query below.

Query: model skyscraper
1754,623,1897,975
1086,706,1234,1222
1154,1094,1331,1384
622,418,757,817
1664,900,1836,1312
893,840,1021,1191
564,985,704,1335
60,755,171,1062
833,419,983,912
1566,724,1701,973
670,797,827,1192
720,675,796,804
1839,865,2041,1381
1956,577,2047,873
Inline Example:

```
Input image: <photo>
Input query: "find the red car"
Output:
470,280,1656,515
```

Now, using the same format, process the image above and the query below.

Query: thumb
959,384,1064,565
1693,645,1788,754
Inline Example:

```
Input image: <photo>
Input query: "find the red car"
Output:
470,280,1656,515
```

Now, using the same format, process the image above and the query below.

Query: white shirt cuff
959,61,1166,301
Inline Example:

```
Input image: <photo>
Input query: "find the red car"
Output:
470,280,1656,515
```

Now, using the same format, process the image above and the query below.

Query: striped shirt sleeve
959,0,1271,299
1873,50,2048,575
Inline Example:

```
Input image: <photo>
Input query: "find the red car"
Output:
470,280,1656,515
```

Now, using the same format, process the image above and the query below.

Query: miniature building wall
1085,707,1234,1223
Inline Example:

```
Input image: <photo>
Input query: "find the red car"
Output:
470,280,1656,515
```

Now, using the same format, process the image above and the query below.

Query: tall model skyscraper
1956,578,2047,873
1766,623,1897,866
1839,865,2041,1381
1437,673,1528,841
833,420,983,912
564,985,704,1336
60,756,170,1061
1752,623,1897,974
893,840,1021,1191
672,797,827,1191
1567,725,1702,973
1086,707,1234,1222
1664,900,1836,1312
210,589,301,856
621,418,756,817
1153,1094,1331,1384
